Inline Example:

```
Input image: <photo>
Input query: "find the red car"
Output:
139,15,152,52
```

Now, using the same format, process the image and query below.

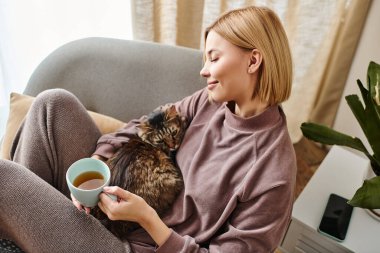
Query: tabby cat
92,104,188,239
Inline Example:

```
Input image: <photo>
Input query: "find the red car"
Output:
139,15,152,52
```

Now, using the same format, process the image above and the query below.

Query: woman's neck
229,98,270,118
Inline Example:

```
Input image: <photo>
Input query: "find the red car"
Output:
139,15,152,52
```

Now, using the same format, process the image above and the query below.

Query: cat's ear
136,119,149,131
136,121,149,129
166,104,177,118
136,122,150,138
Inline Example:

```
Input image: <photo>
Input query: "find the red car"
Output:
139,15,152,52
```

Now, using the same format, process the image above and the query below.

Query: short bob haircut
204,6,293,105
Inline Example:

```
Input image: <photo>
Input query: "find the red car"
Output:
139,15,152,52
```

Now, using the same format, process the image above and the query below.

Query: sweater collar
224,102,282,132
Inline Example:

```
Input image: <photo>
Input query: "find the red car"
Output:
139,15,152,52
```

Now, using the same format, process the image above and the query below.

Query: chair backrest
24,37,206,122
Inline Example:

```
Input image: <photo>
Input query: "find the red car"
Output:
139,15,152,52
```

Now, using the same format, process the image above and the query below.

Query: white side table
280,145,380,253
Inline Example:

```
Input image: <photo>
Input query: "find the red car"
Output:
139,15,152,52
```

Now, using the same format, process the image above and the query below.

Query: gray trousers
0,89,131,253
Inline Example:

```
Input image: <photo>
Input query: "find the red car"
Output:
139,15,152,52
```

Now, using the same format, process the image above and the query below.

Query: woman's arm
92,88,206,160
91,154,107,161
98,186,172,246
98,183,293,252
154,183,294,253
92,118,140,160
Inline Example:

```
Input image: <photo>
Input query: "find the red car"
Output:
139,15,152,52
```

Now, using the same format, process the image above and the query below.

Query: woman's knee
0,159,23,182
32,89,84,114
0,159,18,170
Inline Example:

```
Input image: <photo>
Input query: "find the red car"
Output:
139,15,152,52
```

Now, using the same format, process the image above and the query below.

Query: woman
0,6,296,253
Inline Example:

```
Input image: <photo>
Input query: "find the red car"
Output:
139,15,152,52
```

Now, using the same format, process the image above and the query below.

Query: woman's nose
200,64,210,77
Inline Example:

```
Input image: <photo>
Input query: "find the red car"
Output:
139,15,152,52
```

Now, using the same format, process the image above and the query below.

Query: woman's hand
98,186,172,246
98,186,154,224
91,154,107,162
71,193,91,214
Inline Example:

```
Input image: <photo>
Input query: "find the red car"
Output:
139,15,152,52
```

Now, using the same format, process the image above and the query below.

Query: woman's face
200,31,254,104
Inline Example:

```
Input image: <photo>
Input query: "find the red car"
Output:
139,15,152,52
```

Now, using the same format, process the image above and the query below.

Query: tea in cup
66,158,111,207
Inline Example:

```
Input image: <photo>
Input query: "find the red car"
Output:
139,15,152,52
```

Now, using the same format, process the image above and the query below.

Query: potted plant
301,61,380,210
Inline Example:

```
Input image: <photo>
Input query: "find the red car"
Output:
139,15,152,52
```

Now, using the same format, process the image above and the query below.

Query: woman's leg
1,89,131,252
11,89,101,197
0,159,130,253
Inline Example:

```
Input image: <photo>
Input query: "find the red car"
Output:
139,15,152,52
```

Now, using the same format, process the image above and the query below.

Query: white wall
0,0,132,138
333,0,380,151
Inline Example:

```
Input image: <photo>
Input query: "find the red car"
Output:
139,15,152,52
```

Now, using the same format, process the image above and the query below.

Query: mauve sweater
93,88,297,253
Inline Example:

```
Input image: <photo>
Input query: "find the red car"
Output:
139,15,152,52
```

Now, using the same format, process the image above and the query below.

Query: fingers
71,193,83,211
71,193,91,214
97,200,108,216
91,154,107,162
99,187,121,213
98,193,118,220
98,187,130,221
102,186,131,201
99,192,116,206
98,187,150,223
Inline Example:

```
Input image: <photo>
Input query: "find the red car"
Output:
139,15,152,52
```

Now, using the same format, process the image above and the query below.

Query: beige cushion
0,93,125,160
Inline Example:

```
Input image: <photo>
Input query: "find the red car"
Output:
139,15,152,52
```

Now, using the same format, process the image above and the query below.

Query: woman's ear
248,49,262,74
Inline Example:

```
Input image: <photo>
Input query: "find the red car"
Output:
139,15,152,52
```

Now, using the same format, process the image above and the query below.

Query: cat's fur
92,104,187,238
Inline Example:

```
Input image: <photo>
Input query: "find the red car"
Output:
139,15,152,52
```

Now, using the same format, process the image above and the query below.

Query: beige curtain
309,0,371,126
132,0,205,48
131,0,371,143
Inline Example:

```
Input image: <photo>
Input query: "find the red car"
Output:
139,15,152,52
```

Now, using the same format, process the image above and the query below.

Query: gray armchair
25,37,205,121
0,37,205,252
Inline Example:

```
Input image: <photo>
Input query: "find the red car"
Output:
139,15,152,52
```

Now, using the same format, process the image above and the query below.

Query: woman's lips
207,81,218,90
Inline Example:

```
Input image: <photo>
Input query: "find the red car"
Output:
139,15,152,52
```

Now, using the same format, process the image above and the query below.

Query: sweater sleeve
155,183,293,253
92,88,207,159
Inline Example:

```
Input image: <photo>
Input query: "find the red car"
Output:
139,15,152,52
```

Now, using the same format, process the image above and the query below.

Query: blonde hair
204,6,293,105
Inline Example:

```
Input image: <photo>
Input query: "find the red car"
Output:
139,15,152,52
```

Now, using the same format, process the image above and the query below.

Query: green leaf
345,94,366,131
347,80,380,166
370,159,380,176
357,79,369,103
348,176,380,209
357,76,379,121
300,123,368,153
368,62,380,124
368,61,380,106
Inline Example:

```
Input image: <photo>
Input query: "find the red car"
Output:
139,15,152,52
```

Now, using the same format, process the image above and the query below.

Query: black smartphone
318,193,353,242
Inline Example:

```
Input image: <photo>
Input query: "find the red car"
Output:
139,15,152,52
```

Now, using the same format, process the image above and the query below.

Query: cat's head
136,104,187,153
